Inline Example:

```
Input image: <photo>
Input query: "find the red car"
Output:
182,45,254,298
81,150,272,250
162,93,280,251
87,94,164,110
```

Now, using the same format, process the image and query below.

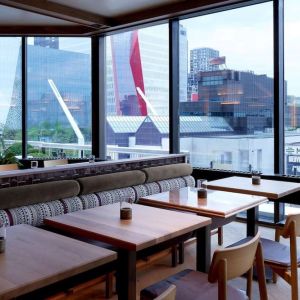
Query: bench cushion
77,170,146,195
0,180,80,209
143,163,192,183
134,176,195,199
1,197,82,227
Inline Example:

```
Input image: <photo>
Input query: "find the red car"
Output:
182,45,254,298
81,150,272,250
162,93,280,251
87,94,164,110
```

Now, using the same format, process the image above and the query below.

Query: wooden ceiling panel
0,0,237,35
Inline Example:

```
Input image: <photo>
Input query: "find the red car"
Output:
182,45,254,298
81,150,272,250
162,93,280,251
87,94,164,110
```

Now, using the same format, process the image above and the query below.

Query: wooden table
44,203,211,300
139,187,268,237
206,176,300,224
0,224,117,300
206,176,300,199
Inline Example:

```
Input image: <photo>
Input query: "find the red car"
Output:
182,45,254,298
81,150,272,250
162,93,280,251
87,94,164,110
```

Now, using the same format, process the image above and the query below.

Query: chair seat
260,238,300,268
141,269,248,300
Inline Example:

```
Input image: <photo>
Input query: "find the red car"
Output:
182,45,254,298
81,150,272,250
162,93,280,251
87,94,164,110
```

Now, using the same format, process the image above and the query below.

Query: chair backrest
208,232,260,282
281,213,300,238
0,163,18,171
154,284,176,300
44,159,68,167
208,232,268,300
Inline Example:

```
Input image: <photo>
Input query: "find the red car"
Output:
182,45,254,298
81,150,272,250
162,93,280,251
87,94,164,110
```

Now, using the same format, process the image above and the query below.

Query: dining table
139,186,268,238
206,176,300,222
44,203,211,300
0,224,117,300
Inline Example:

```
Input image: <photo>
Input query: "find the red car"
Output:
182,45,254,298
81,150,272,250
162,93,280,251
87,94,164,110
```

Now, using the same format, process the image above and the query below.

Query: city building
5,41,91,144
188,47,220,101
182,69,276,134
107,25,188,116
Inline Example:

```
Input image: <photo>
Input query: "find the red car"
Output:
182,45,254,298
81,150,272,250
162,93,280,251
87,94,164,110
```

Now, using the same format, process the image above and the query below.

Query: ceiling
0,0,240,36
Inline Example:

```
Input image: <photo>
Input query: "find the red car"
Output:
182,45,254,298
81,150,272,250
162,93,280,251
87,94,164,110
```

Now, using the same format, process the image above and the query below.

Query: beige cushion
0,180,80,209
143,163,193,183
77,170,146,195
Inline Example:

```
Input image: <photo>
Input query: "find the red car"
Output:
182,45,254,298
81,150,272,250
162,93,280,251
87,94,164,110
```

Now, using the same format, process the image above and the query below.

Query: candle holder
197,179,208,199
30,160,38,169
197,188,207,199
88,155,95,163
120,197,133,220
252,171,261,185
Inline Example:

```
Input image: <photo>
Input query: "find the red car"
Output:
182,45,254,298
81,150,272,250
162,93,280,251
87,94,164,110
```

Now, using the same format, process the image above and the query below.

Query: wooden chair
0,163,18,171
141,233,267,300
154,284,176,300
44,159,68,167
260,213,300,300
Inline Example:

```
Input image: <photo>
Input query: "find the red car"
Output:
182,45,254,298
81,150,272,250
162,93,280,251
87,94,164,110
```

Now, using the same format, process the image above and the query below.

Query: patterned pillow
133,182,160,199
95,187,136,205
0,197,82,227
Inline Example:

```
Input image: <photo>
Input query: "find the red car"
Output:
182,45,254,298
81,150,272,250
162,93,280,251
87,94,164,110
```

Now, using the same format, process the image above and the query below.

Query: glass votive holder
252,172,261,185
0,221,6,254
252,171,261,185
89,155,95,163
31,160,38,169
120,197,133,220
197,188,207,199
197,179,207,199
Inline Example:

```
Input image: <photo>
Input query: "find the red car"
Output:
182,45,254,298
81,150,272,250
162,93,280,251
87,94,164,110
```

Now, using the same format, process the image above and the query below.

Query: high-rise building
106,25,188,116
6,43,91,142
188,47,220,101
190,47,220,73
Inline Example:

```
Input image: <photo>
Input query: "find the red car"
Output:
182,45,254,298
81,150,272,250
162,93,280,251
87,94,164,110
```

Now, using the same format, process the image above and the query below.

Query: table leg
196,224,211,273
117,249,137,300
274,202,285,223
247,206,258,237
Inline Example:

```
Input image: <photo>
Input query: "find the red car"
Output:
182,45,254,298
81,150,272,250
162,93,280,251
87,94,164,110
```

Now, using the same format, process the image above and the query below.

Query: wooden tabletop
139,187,268,218
206,176,300,199
0,224,117,300
44,203,211,252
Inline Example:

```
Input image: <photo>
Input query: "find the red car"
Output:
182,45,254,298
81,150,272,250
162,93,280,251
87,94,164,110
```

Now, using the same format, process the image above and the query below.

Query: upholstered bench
0,180,81,226
0,163,194,228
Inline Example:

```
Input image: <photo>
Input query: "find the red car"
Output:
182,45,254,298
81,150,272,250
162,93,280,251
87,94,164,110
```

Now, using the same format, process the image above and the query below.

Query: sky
181,0,300,97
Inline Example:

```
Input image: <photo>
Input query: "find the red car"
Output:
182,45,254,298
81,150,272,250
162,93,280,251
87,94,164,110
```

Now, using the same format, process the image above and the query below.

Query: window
179,3,274,174
105,24,169,160
284,0,300,176
26,37,91,158
0,38,22,157
283,0,300,215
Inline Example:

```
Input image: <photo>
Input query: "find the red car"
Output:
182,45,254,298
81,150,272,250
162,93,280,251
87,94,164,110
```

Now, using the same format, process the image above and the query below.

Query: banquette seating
0,163,195,228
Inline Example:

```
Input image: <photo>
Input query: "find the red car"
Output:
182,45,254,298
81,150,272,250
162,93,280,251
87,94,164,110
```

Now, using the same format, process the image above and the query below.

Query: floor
52,222,296,300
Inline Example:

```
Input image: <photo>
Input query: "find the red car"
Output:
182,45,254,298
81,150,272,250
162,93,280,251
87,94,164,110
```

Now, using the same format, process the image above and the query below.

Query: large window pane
284,0,300,176
27,37,91,158
284,0,300,215
0,38,22,157
105,24,169,160
179,3,274,175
